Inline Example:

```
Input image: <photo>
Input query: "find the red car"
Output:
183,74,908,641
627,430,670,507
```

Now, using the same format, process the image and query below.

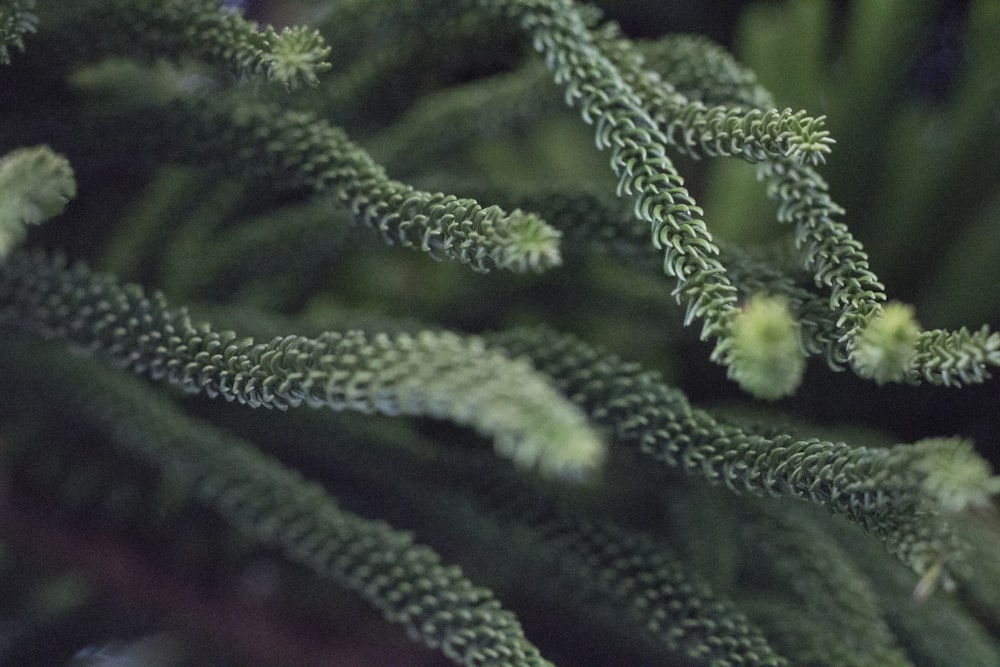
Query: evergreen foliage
2,0,1000,664
0,251,602,478
0,144,75,257
42,0,332,89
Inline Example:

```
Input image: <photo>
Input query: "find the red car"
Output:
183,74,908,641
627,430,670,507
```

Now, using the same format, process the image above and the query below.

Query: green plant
2,1,1000,665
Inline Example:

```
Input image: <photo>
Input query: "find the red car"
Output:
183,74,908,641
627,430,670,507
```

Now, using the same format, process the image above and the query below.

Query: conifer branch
912,326,1000,387
2,342,555,667
0,145,76,259
591,22,834,165
850,302,920,384
475,0,739,350
57,0,332,89
172,96,562,274
724,293,805,400
716,240,843,364
71,61,564,275
490,326,966,575
412,178,644,261
910,438,1000,513
756,158,887,344
0,251,604,479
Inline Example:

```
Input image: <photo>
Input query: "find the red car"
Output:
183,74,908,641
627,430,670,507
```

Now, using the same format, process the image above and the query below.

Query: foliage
2,0,1000,664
